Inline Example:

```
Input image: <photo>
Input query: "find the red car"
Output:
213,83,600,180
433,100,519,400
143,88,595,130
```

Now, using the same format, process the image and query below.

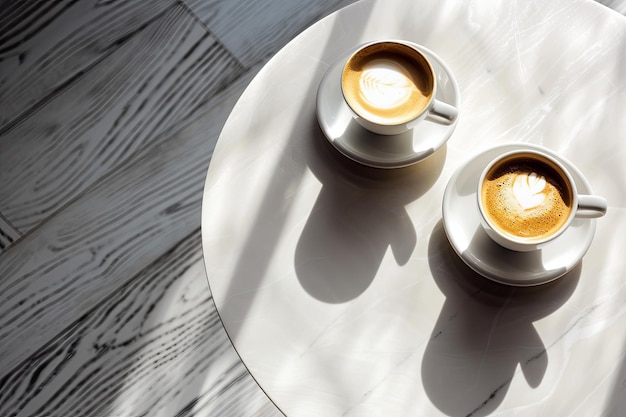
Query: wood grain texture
0,230,281,417
0,213,20,254
182,0,358,67
0,0,173,130
0,4,245,234
0,64,257,379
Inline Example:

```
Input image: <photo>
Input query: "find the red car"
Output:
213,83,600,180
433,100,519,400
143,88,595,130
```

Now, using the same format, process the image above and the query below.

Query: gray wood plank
0,63,258,378
0,230,281,417
0,0,174,130
182,0,358,68
0,4,245,234
0,213,20,254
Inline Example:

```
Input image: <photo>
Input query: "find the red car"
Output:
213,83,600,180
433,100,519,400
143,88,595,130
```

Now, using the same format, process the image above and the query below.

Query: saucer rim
442,143,597,287
316,41,460,169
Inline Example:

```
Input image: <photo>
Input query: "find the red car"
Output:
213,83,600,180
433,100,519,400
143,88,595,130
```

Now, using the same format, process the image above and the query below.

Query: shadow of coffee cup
422,220,580,416
294,120,446,303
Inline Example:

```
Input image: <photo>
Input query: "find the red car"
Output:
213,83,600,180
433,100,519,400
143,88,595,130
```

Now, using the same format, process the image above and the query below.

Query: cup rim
340,39,437,127
477,149,578,247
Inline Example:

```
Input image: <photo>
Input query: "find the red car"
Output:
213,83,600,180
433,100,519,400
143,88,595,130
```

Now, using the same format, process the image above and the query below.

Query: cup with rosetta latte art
341,40,458,135
477,148,607,252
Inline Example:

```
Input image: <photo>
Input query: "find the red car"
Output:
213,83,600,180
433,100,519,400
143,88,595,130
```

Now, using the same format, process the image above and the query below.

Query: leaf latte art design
358,62,414,110
513,172,547,209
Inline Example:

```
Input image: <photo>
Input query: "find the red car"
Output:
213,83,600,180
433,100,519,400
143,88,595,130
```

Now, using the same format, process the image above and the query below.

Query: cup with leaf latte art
341,40,458,135
477,149,607,252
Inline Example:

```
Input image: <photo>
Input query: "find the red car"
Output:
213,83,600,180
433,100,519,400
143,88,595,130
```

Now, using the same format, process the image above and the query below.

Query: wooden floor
0,0,624,415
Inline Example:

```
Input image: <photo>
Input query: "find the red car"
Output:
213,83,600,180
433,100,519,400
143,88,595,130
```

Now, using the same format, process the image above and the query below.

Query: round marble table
201,0,626,415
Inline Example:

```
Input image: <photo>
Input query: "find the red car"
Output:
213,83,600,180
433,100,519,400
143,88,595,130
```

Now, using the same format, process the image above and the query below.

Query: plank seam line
0,3,177,137
0,226,206,381
0,211,21,240
175,0,248,73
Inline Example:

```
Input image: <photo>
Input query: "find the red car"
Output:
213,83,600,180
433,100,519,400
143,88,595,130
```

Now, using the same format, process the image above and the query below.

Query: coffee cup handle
576,195,608,218
426,99,458,125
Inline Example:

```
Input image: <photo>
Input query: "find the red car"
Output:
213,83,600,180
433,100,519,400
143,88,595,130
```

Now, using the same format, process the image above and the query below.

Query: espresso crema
481,156,573,240
342,43,434,125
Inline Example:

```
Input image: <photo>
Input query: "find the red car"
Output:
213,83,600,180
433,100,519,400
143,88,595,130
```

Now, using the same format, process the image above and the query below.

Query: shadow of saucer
422,220,580,416
294,119,446,303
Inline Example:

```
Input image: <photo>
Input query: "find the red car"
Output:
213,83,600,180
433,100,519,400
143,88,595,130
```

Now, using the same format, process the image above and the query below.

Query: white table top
201,0,626,415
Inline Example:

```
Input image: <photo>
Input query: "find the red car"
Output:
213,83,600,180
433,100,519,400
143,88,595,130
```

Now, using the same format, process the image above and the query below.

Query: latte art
481,156,573,240
358,61,417,113
513,172,546,209
342,43,434,126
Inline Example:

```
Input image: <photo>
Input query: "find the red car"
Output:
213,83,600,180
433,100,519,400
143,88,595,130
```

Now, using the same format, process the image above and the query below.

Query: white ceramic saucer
316,42,460,169
442,144,597,286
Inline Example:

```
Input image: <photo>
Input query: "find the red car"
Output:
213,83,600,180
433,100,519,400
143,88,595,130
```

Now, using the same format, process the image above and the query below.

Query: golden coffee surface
481,157,573,240
342,43,433,125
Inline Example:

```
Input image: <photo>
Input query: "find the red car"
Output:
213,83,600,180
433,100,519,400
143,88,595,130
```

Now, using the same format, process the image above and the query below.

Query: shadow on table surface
295,123,446,303
423,220,580,417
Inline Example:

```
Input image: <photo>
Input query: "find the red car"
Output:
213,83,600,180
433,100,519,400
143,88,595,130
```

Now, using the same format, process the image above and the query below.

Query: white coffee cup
477,148,607,252
340,40,458,136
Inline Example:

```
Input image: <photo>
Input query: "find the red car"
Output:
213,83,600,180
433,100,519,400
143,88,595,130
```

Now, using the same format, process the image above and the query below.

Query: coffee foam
342,43,433,125
513,172,546,209
481,157,572,240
